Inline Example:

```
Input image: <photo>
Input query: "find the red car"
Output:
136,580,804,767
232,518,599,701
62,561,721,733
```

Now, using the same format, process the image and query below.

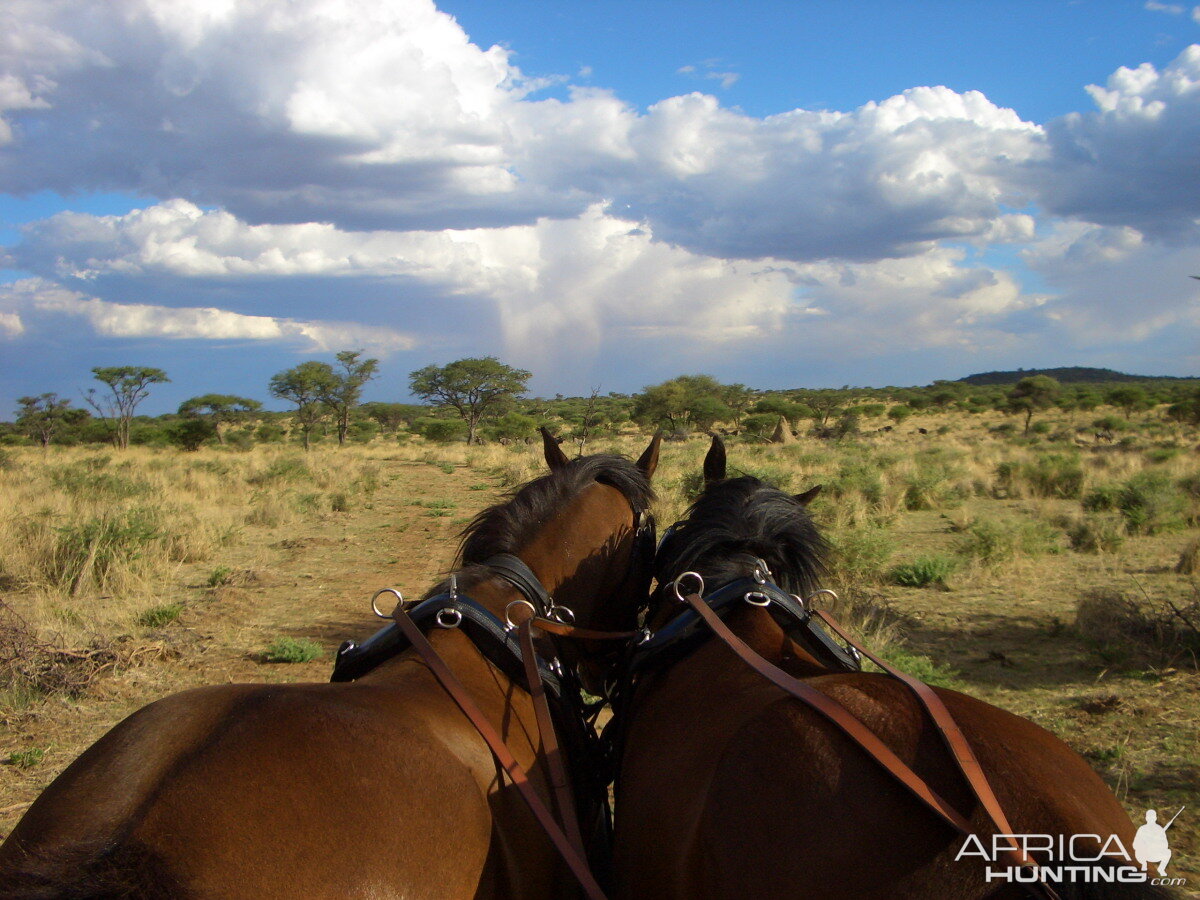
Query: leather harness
617,568,1062,900
330,508,1062,899
330,506,656,900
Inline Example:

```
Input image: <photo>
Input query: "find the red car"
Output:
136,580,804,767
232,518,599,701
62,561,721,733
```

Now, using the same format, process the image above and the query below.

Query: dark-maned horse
610,436,1171,900
0,432,660,899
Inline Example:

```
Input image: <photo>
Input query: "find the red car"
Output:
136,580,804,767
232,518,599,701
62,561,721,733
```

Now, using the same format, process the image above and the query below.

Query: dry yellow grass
0,422,1196,884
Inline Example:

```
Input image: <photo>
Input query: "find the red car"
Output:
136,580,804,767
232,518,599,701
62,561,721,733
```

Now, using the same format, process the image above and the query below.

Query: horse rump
0,839,184,899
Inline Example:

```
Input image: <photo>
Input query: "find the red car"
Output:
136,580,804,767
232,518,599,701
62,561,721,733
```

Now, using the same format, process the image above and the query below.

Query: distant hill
957,367,1197,386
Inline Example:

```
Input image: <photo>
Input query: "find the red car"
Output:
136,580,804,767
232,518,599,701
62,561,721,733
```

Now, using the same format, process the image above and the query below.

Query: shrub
828,527,895,583
872,648,963,689
902,454,967,510
1115,472,1187,534
741,413,778,442
413,417,468,443
136,603,182,628
890,555,957,588
832,459,885,506
1082,483,1123,512
1075,589,1200,668
995,454,1083,500
207,566,234,587
47,508,163,596
957,518,1061,565
263,637,324,663
49,466,151,499
170,418,216,451
1177,539,1200,576
248,456,310,484
330,492,350,512
1066,515,1126,554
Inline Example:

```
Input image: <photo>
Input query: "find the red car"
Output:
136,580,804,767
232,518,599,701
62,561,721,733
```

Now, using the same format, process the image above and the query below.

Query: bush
872,648,963,689
248,456,310,484
1066,515,1126,554
902,453,967,510
483,412,537,443
46,508,163,596
49,465,150,499
263,637,324,663
741,413,778,441
136,603,183,628
829,527,895,583
1093,472,1188,535
413,417,468,443
1177,539,1200,576
890,555,956,588
1075,589,1200,668
957,518,1061,565
170,418,216,451
998,453,1084,500
831,459,885,506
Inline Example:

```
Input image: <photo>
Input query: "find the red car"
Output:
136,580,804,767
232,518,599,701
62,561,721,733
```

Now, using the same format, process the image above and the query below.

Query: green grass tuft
263,637,323,663
136,603,182,628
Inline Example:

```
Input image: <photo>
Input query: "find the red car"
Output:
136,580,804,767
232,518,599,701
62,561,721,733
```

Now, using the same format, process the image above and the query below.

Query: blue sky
2,0,1199,416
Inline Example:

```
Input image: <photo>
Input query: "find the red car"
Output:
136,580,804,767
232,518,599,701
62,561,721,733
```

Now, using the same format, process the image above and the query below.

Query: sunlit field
1,410,1197,880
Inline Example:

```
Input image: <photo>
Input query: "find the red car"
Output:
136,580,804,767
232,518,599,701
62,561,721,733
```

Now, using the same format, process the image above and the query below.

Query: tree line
8,357,1200,451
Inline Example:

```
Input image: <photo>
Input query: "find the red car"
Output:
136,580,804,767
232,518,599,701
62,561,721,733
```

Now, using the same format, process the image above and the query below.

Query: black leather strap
627,576,862,679
485,553,555,615
331,593,563,694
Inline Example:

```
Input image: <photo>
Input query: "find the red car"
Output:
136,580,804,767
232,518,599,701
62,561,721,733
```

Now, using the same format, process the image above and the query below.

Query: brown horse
610,436,1172,900
0,431,660,899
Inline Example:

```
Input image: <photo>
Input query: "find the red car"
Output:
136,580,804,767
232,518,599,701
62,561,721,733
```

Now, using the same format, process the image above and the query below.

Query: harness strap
390,605,607,900
516,614,587,861
813,609,1062,899
680,591,1061,900
485,554,555,615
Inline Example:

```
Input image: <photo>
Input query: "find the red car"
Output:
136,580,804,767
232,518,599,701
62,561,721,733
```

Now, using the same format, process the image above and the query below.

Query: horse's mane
655,475,828,598
458,453,654,566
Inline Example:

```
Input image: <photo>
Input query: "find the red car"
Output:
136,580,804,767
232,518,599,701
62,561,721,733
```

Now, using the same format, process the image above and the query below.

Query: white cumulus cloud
0,278,416,352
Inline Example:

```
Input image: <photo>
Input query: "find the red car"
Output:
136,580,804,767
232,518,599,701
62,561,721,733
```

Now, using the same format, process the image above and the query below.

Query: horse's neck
726,604,829,677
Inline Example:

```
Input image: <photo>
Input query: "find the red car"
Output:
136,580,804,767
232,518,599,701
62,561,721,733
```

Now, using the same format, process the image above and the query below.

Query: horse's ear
540,426,569,471
636,432,662,479
794,484,822,506
703,435,726,485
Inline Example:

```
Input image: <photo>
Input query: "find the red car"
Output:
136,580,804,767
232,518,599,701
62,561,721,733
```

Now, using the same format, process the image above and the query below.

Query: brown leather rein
661,572,1062,900
389,600,637,900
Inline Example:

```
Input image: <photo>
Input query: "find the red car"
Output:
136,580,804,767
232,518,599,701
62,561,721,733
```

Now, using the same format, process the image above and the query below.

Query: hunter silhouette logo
1133,808,1182,877
955,808,1187,888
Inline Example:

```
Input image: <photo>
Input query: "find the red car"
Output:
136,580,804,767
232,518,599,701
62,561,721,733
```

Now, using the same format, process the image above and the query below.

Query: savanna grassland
1,413,1198,889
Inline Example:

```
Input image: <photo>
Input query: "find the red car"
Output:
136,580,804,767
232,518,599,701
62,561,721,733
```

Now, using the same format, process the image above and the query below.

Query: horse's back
0,679,506,898
616,658,1136,900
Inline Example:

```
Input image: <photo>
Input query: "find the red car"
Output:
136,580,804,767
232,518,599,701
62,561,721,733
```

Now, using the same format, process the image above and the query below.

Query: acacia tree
319,350,379,446
269,362,337,451
16,393,85,448
178,394,262,445
1007,375,1060,435
409,357,531,444
84,366,170,449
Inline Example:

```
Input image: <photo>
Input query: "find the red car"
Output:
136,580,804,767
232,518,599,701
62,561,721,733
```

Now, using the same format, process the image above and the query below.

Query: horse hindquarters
615,667,1146,900
0,682,515,899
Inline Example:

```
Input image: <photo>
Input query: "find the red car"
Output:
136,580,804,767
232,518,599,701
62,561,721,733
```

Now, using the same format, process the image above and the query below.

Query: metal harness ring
371,588,404,620
504,598,537,630
435,607,463,629
744,591,772,607
671,571,705,604
549,604,576,625
806,588,839,606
